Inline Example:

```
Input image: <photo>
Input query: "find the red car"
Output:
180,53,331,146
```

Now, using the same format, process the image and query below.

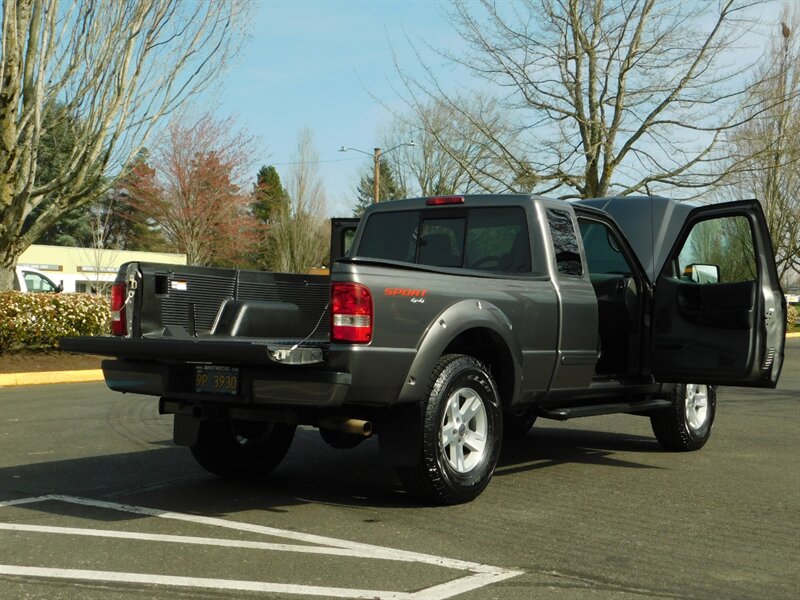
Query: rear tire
397,354,503,505
191,419,296,479
651,384,716,451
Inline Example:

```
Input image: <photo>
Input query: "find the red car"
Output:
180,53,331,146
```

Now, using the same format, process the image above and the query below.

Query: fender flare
396,299,523,405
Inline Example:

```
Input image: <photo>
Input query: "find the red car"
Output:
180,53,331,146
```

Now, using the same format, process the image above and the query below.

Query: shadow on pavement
2,425,664,517
496,426,663,477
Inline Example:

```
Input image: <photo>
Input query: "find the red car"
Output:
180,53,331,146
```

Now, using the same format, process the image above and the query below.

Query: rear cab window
356,206,532,274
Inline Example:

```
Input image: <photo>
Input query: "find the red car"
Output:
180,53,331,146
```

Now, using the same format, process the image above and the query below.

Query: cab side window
547,209,583,277
677,216,756,283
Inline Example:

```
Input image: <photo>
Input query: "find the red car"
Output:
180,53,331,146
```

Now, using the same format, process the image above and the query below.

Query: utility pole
339,141,415,205
373,148,381,203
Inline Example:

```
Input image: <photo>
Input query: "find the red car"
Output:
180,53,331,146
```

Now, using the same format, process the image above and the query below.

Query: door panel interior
653,278,756,375
675,280,755,330
651,200,785,387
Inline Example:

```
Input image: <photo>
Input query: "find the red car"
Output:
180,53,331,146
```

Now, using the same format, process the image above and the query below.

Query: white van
14,266,63,293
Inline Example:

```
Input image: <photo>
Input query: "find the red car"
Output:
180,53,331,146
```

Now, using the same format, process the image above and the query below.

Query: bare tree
123,114,258,267
396,0,775,200
380,99,522,197
0,0,251,289
722,6,799,285
266,129,329,273
78,195,122,294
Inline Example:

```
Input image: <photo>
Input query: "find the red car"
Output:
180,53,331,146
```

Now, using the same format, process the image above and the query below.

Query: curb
0,369,104,388
787,332,800,339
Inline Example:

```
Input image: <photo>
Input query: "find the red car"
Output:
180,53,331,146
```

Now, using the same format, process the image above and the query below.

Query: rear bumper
60,335,323,366
61,336,415,408
101,359,351,407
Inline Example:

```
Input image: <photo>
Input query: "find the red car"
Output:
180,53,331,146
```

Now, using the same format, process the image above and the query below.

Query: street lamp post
339,141,415,203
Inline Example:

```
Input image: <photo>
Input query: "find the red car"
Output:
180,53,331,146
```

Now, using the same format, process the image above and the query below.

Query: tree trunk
0,262,16,292
0,228,22,290
0,232,20,290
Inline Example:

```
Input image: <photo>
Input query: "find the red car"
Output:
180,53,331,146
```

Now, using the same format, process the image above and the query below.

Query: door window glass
342,229,355,256
547,209,583,277
677,216,756,283
23,271,58,292
578,220,633,276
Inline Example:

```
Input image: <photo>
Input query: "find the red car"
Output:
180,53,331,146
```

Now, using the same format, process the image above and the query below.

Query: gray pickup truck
62,194,786,504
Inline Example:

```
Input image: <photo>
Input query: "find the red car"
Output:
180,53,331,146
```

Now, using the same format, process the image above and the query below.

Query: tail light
111,282,127,336
331,282,373,343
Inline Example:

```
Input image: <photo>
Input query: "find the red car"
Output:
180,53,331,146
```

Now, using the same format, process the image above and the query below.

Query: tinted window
578,220,632,276
418,218,465,267
358,206,531,274
465,207,531,273
547,209,583,276
358,211,419,262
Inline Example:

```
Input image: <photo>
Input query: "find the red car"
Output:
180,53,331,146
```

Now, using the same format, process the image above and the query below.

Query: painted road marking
0,494,523,599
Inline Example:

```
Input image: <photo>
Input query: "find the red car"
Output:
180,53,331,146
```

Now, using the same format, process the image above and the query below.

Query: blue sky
213,0,786,217
214,0,458,216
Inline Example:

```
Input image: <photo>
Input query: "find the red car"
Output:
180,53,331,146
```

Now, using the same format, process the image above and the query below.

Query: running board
538,398,671,421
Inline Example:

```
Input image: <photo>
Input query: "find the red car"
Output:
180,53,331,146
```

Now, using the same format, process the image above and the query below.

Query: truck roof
363,194,539,213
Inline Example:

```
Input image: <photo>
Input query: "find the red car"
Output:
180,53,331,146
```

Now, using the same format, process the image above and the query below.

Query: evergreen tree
31,104,102,246
251,165,289,223
353,158,406,217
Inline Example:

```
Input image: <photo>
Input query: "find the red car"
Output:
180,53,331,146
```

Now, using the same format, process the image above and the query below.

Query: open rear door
651,200,786,388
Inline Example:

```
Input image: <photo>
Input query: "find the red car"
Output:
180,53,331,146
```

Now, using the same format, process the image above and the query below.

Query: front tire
397,354,503,505
191,419,296,479
651,384,716,451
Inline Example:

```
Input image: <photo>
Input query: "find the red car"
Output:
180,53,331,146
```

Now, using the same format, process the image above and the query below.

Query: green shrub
788,304,798,330
0,292,109,353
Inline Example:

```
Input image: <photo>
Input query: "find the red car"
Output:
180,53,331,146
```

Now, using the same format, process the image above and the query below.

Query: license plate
195,366,239,395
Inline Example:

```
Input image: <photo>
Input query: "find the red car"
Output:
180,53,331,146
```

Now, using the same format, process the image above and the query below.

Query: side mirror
56,282,64,293
683,264,720,284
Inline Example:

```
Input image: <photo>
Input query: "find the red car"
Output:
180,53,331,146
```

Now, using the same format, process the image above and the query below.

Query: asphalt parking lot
1,340,798,599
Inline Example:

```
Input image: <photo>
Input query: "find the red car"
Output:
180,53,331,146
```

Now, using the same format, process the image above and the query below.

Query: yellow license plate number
195,366,239,395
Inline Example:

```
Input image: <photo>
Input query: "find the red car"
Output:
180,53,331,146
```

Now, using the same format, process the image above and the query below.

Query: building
18,245,187,293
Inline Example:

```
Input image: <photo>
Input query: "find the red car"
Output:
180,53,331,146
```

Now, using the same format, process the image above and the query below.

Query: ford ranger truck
61,195,786,504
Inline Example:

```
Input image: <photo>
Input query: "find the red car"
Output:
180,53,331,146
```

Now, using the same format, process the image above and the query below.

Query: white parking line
0,566,411,599
0,495,523,599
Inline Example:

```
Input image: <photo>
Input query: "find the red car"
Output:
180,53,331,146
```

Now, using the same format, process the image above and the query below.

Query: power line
268,156,367,166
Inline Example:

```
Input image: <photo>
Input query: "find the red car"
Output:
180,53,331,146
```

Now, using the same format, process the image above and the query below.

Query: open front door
651,200,786,388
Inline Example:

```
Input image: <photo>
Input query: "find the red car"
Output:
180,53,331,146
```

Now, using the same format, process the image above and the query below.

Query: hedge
0,292,109,353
